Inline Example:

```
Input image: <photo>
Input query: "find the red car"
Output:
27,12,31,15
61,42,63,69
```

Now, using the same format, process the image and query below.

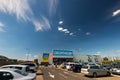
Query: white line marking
48,72,55,79
63,71,68,74
59,73,68,79
63,71,78,77
112,74,120,77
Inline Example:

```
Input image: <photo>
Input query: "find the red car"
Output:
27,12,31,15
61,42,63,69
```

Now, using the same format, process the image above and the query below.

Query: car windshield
82,66,88,69
90,66,99,69
14,70,28,76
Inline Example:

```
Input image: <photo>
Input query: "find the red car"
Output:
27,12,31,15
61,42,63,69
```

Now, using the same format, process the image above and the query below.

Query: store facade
38,50,102,65
52,50,73,65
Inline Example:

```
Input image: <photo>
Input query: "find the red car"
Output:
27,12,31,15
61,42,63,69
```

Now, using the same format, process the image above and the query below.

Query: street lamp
26,48,30,61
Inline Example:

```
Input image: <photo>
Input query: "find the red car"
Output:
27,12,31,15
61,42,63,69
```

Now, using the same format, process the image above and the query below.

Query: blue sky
0,0,120,60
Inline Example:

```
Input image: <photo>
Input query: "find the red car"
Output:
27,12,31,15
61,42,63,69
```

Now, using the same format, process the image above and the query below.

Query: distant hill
0,55,9,60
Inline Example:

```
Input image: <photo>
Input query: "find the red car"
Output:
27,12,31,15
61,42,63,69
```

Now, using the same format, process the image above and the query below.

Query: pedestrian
55,63,57,68
52,64,54,69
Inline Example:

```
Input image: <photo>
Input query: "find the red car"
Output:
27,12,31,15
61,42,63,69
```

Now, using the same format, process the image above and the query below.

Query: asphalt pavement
38,67,120,80
40,67,94,80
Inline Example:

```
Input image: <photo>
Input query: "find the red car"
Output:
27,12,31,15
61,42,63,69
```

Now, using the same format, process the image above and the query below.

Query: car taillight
87,69,90,72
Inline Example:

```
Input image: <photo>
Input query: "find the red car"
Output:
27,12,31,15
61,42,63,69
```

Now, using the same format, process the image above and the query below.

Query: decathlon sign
53,50,73,58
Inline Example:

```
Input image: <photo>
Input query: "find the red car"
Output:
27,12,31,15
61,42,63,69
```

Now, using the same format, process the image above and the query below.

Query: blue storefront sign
53,50,73,58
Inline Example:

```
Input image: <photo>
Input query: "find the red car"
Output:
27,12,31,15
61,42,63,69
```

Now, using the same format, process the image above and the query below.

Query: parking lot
36,67,120,80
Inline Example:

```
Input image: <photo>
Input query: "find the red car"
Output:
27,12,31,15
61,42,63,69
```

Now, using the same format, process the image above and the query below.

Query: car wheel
107,72,111,76
93,73,97,78
78,70,80,72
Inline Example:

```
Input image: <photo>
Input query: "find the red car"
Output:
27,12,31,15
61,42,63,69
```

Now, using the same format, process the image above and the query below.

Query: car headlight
117,70,120,72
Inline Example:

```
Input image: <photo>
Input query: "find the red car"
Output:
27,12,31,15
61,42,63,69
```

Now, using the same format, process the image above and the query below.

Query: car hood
16,73,36,80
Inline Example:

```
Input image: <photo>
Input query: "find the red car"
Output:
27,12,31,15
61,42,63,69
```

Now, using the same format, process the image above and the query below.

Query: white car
0,68,36,80
110,66,120,75
66,62,77,70
21,63,38,72
1,65,30,73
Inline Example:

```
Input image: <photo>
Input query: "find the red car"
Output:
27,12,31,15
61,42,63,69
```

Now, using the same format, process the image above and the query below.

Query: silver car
81,65,111,77
111,66,120,75
0,65,30,73
21,63,38,72
0,68,36,80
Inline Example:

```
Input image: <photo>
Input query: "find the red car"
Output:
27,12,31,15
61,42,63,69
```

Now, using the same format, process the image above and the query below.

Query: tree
34,59,38,63
103,57,108,61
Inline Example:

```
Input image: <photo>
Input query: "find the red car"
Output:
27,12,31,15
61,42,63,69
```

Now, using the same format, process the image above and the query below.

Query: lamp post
26,48,30,61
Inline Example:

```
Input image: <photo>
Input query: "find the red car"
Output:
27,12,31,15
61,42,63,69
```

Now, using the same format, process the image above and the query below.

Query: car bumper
112,71,120,75
81,71,93,76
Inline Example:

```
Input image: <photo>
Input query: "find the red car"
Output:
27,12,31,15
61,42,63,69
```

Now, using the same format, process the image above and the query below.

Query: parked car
72,64,82,72
110,65,120,75
21,63,38,72
81,65,111,77
103,65,112,71
0,65,30,73
61,62,67,69
66,62,77,70
66,62,78,70
0,68,36,80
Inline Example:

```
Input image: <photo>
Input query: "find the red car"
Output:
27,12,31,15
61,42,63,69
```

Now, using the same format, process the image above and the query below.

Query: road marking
63,71,78,77
112,74,120,77
63,71,68,74
59,73,68,79
48,72,55,79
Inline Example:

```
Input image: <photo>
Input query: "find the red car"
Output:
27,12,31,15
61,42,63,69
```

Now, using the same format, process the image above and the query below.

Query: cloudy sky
0,0,120,59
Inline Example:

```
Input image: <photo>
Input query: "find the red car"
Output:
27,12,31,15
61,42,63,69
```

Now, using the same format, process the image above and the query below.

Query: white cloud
34,55,38,58
42,16,51,30
65,31,70,33
58,27,70,33
59,21,63,25
62,29,68,32
95,51,101,55
58,27,63,31
116,50,120,53
33,20,43,31
0,22,4,27
0,22,5,32
48,0,59,17
112,9,120,16
58,27,74,36
33,16,51,31
85,32,91,35
0,0,51,31
0,0,33,21
70,33,73,36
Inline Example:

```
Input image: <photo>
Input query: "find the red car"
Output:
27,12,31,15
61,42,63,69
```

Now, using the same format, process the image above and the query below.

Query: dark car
72,64,82,72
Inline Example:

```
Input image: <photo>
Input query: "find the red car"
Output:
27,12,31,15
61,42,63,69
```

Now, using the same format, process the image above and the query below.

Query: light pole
26,48,30,61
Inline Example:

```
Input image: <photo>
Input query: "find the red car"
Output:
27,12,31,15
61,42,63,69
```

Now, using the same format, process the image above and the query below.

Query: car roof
21,63,35,64
67,62,78,64
0,68,18,72
1,64,28,67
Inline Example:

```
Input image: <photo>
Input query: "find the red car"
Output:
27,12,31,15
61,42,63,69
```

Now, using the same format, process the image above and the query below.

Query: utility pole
26,48,30,61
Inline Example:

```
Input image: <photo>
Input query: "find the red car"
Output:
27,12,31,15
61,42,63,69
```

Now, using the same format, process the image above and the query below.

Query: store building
52,50,73,65
38,53,49,65
73,54,102,64
38,50,102,65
